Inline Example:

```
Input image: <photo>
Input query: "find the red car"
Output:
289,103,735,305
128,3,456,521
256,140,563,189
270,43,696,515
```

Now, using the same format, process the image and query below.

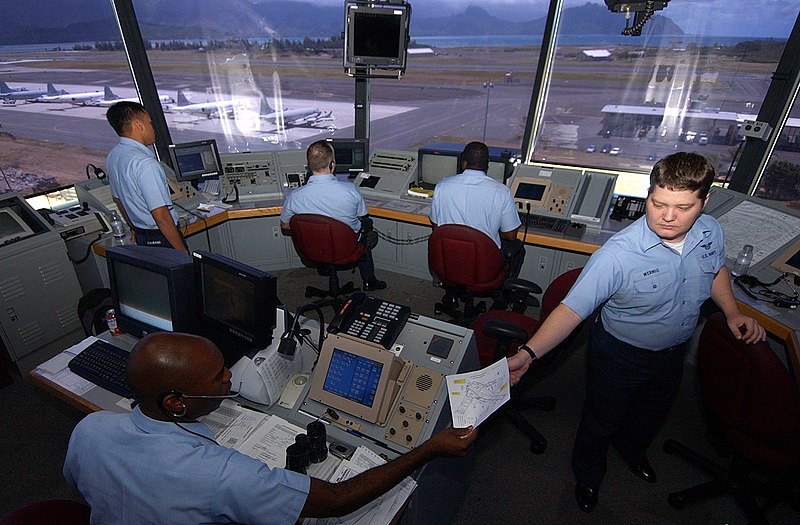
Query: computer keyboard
520,213,570,234
68,339,134,399
519,212,586,240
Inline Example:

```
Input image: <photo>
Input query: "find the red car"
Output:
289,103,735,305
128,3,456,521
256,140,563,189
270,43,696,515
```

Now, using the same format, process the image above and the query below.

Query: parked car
585,144,596,153
609,147,622,155
600,143,613,154
698,134,709,145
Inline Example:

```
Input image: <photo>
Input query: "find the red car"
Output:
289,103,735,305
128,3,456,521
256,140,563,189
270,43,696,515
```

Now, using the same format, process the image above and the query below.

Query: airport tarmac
1,47,795,196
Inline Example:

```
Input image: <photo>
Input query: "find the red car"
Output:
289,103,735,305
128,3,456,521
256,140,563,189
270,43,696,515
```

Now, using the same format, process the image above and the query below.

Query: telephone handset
327,292,411,350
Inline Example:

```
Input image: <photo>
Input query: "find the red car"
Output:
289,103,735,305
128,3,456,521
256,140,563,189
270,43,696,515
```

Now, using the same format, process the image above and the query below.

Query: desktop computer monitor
417,151,459,188
106,245,197,338
192,250,278,349
168,139,223,182
326,138,368,175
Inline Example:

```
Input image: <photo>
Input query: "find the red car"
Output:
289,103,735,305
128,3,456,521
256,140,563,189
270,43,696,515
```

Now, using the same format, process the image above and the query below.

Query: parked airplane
33,86,110,104
167,90,243,118
92,87,174,108
259,97,334,128
0,82,65,103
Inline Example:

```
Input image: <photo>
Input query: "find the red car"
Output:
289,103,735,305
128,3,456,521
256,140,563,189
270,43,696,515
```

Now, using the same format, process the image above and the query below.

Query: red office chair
471,268,582,453
0,500,90,525
663,312,800,524
428,224,509,324
289,214,366,307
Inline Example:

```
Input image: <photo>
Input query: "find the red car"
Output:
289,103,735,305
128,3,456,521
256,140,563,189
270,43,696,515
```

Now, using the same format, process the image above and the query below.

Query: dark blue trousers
134,227,188,251
572,317,685,489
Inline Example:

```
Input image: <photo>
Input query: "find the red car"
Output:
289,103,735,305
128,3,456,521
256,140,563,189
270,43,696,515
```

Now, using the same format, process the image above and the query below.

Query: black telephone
610,195,646,221
327,292,411,349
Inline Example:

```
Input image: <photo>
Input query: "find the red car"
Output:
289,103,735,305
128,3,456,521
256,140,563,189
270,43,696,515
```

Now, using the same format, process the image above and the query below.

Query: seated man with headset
64,332,477,524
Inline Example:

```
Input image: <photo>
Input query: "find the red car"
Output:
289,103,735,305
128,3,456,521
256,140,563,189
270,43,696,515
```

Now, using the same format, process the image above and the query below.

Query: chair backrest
540,267,582,322
428,224,506,293
289,214,365,266
698,312,800,469
0,500,90,525
472,310,538,367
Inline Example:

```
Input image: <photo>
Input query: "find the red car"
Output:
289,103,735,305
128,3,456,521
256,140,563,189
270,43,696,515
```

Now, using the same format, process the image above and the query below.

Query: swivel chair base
434,292,487,326
663,438,799,524
504,394,557,454
304,271,359,310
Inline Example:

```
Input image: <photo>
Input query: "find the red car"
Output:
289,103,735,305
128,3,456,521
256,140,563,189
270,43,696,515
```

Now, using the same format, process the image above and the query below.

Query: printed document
446,358,511,428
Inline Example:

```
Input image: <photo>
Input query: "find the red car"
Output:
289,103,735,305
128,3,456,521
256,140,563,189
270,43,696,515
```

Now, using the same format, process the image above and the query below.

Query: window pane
0,8,135,200
530,0,798,196
370,34,541,152
754,101,800,202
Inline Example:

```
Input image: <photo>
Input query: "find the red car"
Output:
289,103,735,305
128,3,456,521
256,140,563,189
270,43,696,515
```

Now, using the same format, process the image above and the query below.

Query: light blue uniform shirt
107,137,178,230
280,173,366,232
563,214,725,350
429,169,520,247
64,406,310,525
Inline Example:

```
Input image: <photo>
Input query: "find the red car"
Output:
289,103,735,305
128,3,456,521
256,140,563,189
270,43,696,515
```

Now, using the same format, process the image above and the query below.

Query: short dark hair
649,152,716,201
461,141,489,172
106,101,148,136
306,140,334,173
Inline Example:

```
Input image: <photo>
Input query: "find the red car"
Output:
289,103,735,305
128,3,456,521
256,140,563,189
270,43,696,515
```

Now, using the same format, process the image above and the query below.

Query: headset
155,385,241,444
734,274,800,309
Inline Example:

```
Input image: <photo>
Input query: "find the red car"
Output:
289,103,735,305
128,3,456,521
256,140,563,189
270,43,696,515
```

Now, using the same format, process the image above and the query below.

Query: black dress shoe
628,459,657,483
575,482,598,513
363,278,387,291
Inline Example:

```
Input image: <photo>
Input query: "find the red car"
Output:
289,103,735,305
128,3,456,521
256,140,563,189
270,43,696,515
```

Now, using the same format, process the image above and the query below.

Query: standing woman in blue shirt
105,101,188,252
506,152,766,513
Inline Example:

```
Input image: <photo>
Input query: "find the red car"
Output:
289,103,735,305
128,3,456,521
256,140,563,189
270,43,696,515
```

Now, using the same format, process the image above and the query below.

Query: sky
308,0,798,38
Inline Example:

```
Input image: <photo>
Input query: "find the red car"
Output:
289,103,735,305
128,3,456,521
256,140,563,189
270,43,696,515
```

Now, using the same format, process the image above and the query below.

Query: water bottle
109,210,125,239
731,244,753,277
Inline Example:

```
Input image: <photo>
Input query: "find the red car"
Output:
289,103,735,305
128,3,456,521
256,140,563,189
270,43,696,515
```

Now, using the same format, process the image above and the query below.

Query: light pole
482,81,494,142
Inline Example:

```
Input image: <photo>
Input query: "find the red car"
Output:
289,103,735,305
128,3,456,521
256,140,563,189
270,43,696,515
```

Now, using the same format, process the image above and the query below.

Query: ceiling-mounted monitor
344,2,410,76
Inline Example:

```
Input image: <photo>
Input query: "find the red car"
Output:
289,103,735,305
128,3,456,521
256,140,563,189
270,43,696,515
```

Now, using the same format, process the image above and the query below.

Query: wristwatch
517,343,538,363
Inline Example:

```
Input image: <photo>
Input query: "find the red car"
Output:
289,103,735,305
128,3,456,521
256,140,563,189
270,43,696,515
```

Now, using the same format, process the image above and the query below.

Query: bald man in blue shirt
507,152,766,513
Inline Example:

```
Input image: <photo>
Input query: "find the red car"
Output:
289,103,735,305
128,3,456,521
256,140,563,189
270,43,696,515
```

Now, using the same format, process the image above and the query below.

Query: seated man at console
105,101,188,252
64,332,476,524
429,141,524,279
281,140,386,291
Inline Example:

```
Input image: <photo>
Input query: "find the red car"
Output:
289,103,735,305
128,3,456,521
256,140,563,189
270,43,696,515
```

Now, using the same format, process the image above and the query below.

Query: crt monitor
344,3,409,70
0,208,35,246
106,245,197,338
326,138,369,175
417,151,459,189
168,139,223,182
192,250,278,348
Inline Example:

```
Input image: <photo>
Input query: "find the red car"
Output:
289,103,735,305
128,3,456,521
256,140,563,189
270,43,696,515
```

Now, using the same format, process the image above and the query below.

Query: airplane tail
259,96,275,117
176,90,191,106
47,83,59,95
0,81,11,94
104,86,119,101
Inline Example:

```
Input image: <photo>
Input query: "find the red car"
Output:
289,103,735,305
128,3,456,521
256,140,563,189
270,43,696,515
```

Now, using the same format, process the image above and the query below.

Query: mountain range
0,1,683,45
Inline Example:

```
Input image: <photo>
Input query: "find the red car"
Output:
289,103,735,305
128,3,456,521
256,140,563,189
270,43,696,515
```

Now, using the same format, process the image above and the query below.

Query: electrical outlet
272,226,280,238
738,120,772,140
538,256,548,271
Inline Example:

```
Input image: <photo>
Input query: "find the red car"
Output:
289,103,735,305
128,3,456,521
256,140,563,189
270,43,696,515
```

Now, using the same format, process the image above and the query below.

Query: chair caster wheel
667,493,686,509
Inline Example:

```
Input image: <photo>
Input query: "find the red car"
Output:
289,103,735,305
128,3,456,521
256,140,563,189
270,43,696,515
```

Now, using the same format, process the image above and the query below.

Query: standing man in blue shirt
429,141,524,278
64,332,477,524
506,152,766,513
105,101,188,252
281,140,386,291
